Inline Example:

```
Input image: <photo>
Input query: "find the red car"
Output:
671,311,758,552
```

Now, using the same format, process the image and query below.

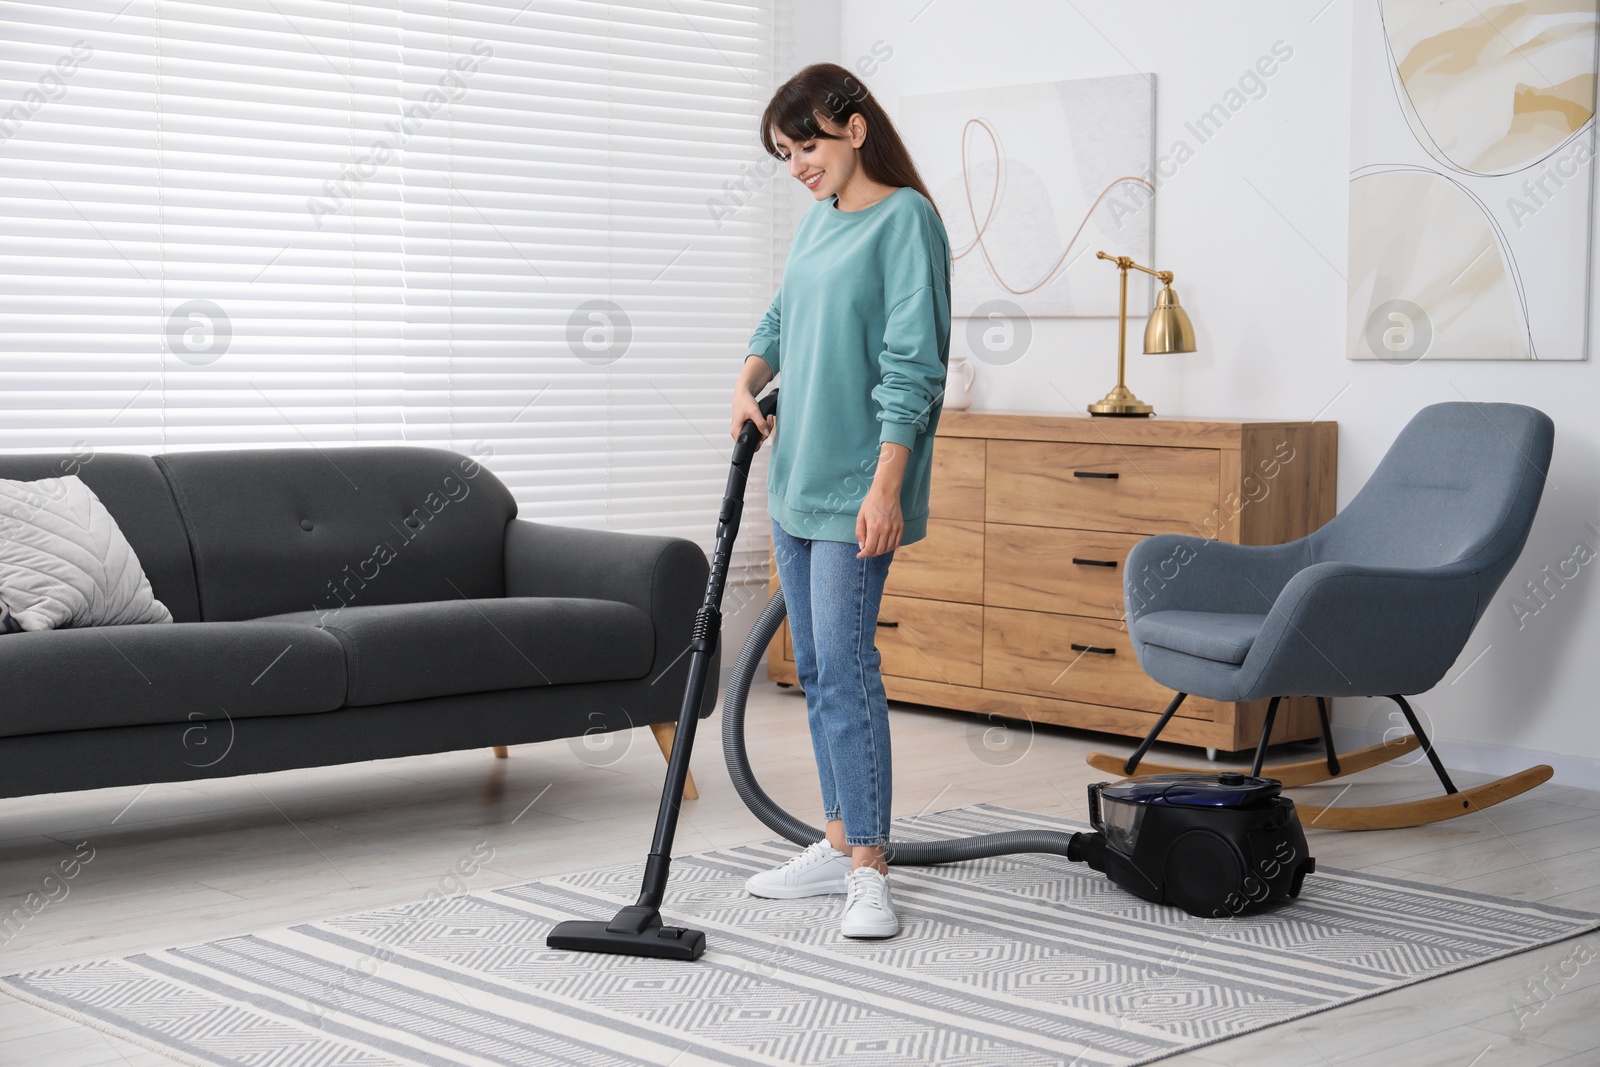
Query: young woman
728,63,952,940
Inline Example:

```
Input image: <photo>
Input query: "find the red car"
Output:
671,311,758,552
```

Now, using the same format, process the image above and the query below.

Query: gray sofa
0,446,719,800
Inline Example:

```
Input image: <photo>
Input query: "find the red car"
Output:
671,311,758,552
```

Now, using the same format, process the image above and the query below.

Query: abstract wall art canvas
1349,0,1599,361
899,74,1157,318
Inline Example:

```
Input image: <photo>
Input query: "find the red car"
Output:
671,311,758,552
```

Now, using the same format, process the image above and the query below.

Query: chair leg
1316,697,1340,777
1249,696,1283,777
1124,692,1188,775
492,746,509,759
1389,694,1458,795
1293,694,1551,830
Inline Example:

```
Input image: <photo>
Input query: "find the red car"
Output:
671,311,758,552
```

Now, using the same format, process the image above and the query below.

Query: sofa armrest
1241,561,1480,699
503,519,714,723
1124,534,1310,626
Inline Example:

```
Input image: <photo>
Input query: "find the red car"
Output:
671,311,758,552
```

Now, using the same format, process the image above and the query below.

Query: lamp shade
1143,284,1196,354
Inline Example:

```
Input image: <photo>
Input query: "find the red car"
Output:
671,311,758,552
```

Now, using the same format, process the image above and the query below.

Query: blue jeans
770,517,896,847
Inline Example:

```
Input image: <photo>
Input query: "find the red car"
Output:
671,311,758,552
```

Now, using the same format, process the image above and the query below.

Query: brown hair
759,62,941,221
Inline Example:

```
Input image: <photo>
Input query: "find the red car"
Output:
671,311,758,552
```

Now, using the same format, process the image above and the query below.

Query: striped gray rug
6,803,1597,1066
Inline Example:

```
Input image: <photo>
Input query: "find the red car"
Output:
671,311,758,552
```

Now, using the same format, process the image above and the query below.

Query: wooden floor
3,682,1598,1066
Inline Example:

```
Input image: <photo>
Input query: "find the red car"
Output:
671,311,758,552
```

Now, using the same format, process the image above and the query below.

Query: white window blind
0,0,408,451
0,0,785,576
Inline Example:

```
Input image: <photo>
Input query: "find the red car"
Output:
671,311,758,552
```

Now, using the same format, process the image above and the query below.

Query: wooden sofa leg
649,722,699,800
492,746,509,759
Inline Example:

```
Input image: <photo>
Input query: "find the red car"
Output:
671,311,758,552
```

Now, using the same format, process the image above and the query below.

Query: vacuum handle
735,390,779,459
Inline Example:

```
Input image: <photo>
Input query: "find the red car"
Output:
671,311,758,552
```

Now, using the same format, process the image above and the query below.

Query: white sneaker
840,867,900,939
745,840,852,899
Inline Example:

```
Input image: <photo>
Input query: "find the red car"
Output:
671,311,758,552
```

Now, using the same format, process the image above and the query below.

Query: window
0,0,785,576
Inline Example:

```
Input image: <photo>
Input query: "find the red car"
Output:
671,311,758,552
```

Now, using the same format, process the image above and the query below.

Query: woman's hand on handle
731,355,776,442
729,388,774,443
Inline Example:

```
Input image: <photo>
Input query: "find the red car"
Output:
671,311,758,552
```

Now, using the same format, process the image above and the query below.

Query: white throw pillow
0,475,173,631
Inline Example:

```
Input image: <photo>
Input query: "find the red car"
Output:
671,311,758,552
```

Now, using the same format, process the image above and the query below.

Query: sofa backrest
156,446,517,621
0,451,204,623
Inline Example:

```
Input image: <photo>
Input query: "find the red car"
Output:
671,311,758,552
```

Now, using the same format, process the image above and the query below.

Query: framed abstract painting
1348,0,1599,362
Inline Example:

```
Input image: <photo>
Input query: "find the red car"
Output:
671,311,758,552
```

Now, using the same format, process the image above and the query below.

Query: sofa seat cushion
255,597,655,707
0,622,347,740
1134,610,1268,666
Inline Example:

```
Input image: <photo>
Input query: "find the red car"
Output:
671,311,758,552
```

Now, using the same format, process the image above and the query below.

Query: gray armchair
1107,402,1555,829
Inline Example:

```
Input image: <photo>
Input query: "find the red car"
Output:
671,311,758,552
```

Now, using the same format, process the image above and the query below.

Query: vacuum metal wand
545,389,779,962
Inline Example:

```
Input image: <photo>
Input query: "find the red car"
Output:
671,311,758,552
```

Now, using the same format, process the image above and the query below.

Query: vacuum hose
721,582,1085,865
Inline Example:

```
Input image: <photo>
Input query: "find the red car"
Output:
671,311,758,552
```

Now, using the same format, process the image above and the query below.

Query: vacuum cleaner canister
1072,773,1315,917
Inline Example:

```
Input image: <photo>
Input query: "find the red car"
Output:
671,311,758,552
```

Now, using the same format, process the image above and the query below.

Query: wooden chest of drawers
767,412,1338,755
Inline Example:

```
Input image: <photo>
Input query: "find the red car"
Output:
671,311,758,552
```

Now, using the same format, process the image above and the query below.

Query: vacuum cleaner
546,388,1314,963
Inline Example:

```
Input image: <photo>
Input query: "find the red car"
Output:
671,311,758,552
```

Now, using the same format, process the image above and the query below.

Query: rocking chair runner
1088,402,1556,830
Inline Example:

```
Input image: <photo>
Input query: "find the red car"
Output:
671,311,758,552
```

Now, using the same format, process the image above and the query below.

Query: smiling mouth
802,172,823,189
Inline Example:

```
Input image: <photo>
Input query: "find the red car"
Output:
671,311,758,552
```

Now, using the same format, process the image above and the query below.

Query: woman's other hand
857,440,909,557
856,486,903,558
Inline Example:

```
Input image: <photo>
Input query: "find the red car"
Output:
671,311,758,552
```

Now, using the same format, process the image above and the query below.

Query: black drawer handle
877,619,899,628
1073,471,1119,479
1070,643,1116,655
1071,557,1118,568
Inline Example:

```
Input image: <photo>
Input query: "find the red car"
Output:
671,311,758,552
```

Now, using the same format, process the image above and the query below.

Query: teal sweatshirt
747,186,952,547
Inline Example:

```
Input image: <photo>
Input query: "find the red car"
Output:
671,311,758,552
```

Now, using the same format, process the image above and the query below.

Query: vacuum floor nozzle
546,905,707,962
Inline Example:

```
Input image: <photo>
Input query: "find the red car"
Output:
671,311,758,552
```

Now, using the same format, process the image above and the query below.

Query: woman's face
772,115,864,203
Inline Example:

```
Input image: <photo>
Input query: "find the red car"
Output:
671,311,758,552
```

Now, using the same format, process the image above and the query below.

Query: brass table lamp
1088,251,1196,417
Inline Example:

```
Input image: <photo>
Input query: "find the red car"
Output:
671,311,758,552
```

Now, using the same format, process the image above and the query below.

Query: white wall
826,0,1600,785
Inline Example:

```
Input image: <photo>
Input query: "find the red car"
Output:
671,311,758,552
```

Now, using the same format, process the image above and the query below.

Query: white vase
943,354,976,411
